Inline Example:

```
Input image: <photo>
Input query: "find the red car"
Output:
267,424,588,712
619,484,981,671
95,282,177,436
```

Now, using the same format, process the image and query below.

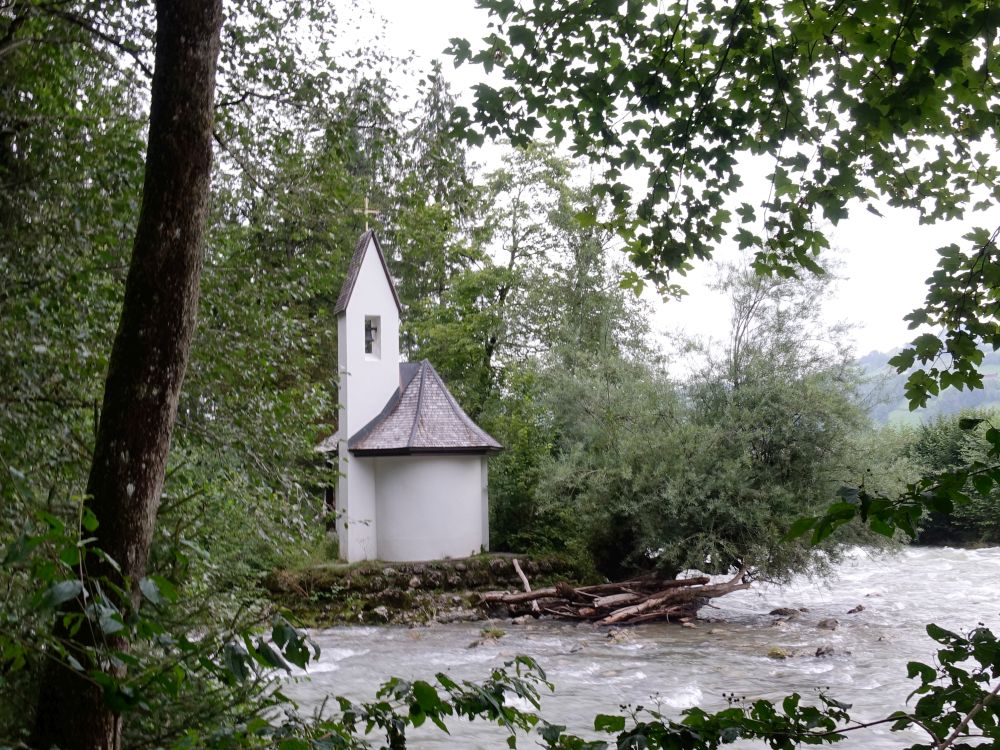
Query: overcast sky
360,0,999,359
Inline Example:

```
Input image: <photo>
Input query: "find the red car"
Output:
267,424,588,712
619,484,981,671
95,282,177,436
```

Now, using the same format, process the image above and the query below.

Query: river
283,546,1000,748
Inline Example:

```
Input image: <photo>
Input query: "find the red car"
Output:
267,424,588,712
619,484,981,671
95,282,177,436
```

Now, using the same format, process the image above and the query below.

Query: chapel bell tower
332,230,401,560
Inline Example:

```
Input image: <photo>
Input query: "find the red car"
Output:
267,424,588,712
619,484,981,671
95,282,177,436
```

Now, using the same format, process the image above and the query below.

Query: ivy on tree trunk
30,1,223,748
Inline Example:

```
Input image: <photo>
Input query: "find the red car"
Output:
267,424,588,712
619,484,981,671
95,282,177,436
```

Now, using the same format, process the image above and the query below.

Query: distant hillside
858,347,1000,425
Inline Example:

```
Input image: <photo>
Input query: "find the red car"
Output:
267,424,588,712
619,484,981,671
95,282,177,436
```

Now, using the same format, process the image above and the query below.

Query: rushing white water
283,546,1000,748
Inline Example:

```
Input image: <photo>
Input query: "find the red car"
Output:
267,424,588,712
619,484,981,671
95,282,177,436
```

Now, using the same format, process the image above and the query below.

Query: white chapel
318,230,502,562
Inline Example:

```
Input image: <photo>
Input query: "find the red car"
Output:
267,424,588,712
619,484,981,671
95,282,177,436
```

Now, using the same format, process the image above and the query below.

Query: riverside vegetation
2,1,1000,748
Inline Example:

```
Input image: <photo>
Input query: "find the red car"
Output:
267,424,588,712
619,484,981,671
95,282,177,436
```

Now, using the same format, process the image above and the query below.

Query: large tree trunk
31,1,223,748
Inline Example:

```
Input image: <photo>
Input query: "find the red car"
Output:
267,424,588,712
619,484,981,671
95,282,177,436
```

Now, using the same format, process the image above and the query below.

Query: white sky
362,0,999,359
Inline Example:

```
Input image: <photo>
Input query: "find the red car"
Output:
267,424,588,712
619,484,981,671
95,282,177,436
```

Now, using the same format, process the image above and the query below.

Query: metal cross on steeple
355,195,379,231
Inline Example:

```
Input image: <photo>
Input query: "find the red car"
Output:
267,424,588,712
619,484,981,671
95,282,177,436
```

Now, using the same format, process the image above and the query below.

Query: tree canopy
450,0,1000,405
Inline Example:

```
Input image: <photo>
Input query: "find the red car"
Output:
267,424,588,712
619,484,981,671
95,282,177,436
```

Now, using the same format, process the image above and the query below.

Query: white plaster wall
336,315,351,558
480,457,490,551
337,452,377,562
374,455,486,561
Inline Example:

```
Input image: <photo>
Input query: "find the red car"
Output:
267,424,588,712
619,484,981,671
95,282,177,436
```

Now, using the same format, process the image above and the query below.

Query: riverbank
264,553,587,626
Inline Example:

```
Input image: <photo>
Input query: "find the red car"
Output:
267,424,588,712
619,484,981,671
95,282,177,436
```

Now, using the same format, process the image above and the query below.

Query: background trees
526,263,869,581
904,413,1000,546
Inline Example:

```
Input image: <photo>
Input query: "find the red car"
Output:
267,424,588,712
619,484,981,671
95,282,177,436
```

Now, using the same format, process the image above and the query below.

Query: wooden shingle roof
348,360,502,455
334,230,402,315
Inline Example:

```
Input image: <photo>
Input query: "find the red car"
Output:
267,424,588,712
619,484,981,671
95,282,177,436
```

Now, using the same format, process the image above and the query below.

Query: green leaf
81,507,99,532
869,517,895,538
98,605,125,635
38,580,84,610
254,640,291,672
436,673,459,691
972,474,993,496
594,714,626,733
508,24,534,48
148,574,177,603
222,643,250,683
540,722,567,742
926,623,960,642
823,697,852,710
925,493,954,515
958,417,985,430
720,726,741,741
139,577,162,606
836,486,860,503
783,516,816,541
59,544,80,567
906,661,937,684
413,680,441,713
736,202,756,223
825,501,858,520
575,209,597,228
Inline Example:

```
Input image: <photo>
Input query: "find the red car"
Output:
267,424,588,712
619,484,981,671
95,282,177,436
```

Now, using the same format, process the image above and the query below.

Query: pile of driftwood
480,560,753,625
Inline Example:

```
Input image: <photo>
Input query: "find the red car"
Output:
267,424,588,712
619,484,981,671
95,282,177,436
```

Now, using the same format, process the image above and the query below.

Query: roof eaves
350,446,502,456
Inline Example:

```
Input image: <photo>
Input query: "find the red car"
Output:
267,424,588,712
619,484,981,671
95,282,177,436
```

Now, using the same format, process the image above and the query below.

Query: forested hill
860,348,1000,425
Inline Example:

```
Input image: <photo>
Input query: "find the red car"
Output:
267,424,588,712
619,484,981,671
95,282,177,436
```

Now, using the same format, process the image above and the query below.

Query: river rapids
283,546,1000,748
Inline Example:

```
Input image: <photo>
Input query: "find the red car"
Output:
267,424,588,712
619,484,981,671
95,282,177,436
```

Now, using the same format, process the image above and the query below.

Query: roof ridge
407,360,429,446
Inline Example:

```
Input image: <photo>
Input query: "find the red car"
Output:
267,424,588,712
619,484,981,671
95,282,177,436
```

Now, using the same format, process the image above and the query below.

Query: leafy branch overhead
889,225,1000,409
450,0,1000,400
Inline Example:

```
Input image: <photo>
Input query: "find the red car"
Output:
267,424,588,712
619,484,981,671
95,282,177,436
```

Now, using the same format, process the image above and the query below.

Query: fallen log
481,574,711,605
623,609,692,626
592,592,641,609
480,587,560,604
598,569,749,625
572,574,709,596
480,563,752,626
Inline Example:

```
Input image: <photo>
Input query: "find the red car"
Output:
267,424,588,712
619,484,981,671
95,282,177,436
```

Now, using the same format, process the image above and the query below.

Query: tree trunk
30,1,222,748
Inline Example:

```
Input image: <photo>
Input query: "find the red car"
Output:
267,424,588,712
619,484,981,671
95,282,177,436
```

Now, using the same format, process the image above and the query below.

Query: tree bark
31,2,223,748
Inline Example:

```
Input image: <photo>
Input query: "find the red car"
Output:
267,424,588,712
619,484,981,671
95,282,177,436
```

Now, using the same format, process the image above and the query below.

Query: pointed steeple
334,230,402,315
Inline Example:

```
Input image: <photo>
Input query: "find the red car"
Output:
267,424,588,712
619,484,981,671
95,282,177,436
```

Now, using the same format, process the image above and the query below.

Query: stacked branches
481,562,752,625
